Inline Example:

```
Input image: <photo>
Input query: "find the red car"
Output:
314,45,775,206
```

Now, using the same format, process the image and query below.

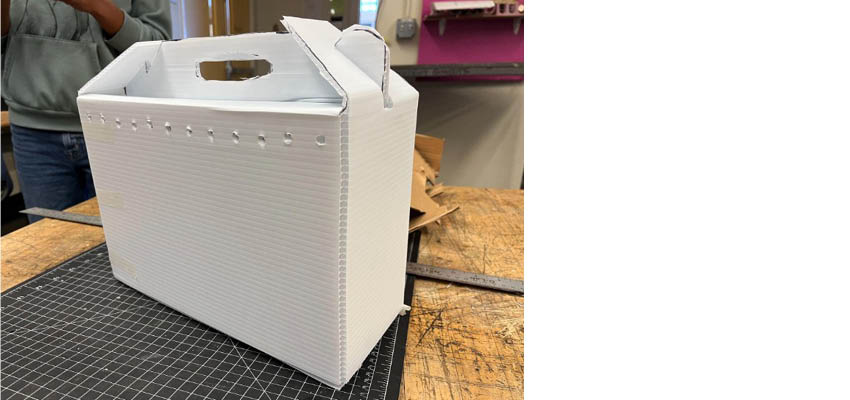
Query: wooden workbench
0,186,524,399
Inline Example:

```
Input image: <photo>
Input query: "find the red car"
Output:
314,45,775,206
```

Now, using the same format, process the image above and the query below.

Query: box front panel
79,97,345,385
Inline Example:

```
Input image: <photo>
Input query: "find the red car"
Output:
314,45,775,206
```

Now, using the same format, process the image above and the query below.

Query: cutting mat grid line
1,243,410,400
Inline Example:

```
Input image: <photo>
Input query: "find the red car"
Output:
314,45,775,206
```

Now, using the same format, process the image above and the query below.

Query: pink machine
417,0,524,81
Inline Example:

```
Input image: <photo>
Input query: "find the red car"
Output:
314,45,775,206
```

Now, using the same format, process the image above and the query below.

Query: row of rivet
86,112,327,147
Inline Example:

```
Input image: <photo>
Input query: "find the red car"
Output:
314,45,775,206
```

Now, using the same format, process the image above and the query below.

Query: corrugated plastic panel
77,16,417,389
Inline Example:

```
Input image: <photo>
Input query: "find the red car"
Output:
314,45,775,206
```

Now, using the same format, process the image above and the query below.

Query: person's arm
2,0,10,64
2,0,10,36
59,0,171,52
58,0,125,36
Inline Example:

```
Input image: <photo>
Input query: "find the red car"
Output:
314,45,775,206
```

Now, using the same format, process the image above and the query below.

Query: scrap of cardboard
409,134,458,232
414,133,445,172
427,183,446,197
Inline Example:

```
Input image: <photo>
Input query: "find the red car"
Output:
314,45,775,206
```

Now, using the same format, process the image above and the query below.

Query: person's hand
57,0,125,36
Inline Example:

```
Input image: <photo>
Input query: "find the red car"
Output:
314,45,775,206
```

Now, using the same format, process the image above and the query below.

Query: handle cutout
198,59,273,81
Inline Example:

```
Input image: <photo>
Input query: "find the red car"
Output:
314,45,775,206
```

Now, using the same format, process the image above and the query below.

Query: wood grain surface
1,198,104,292
0,187,525,399
401,187,524,400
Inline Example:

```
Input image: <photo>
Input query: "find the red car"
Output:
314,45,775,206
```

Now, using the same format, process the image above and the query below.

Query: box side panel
78,97,345,386
78,41,161,96
343,73,419,377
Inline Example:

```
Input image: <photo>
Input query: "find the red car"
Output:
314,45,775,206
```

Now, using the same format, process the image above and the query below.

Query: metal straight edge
391,62,524,78
406,261,524,295
20,208,103,227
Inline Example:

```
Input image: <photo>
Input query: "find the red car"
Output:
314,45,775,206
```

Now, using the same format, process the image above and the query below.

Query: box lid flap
282,16,390,112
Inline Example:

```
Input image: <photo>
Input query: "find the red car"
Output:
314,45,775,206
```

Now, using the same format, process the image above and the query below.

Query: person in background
1,0,171,222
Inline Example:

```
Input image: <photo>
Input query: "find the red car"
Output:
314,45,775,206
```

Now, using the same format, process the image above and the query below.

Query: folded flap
335,26,392,108
282,16,386,112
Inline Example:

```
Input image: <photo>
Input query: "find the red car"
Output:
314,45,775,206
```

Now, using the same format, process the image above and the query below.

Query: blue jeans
11,125,96,223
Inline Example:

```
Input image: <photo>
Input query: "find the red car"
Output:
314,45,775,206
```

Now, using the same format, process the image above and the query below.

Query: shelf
423,13,524,36
391,63,523,78
422,13,523,22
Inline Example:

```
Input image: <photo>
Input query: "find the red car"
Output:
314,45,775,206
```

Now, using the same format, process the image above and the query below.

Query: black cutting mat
0,243,413,400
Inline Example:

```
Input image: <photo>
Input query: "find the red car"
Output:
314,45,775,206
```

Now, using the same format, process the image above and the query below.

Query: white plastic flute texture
76,16,418,389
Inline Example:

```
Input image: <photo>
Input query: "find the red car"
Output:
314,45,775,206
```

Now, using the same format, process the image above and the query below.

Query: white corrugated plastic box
76,16,418,389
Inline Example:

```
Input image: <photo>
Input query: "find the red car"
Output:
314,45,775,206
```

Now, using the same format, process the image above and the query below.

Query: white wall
413,80,524,189
376,1,524,189
375,0,422,65
252,1,330,33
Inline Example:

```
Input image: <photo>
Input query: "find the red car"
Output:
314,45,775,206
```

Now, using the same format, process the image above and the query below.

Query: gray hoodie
1,0,171,132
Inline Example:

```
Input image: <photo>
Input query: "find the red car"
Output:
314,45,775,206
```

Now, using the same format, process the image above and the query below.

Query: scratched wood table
1,186,524,400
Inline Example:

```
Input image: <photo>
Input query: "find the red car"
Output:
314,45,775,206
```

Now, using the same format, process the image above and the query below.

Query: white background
526,1,850,398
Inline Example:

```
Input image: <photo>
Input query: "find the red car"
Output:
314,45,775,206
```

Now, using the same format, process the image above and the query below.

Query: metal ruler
21,207,103,226
405,262,523,294
22,208,524,295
